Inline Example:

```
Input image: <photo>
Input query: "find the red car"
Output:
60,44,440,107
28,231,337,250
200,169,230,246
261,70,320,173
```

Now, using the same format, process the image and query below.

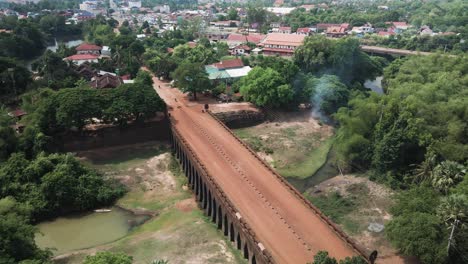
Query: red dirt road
152,76,364,263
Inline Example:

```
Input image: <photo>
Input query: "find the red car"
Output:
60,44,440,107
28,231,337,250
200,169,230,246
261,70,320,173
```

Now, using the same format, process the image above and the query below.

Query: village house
232,44,251,56
277,26,291,34
224,33,266,49
205,58,252,82
326,26,347,38
76,43,102,55
64,54,99,65
316,23,350,33
89,73,123,89
210,20,240,28
296,28,313,36
260,33,306,57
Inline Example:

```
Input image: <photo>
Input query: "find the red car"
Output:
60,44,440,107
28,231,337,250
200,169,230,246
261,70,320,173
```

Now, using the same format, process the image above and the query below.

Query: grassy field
233,117,334,179
60,142,245,264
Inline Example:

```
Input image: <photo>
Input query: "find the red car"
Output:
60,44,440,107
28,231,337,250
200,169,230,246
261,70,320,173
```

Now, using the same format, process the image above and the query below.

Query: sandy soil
308,175,418,264
152,72,365,263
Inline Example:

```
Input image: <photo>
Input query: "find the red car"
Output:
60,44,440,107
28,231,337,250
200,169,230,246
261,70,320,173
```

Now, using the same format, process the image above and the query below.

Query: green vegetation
333,54,468,263
83,252,132,264
278,139,332,179
294,36,385,85
235,120,333,179
239,67,293,108
0,152,126,220
171,62,210,100
311,251,367,264
0,197,52,264
307,183,372,234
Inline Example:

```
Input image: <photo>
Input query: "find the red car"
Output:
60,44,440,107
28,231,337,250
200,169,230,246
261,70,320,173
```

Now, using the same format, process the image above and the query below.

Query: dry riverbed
55,142,244,264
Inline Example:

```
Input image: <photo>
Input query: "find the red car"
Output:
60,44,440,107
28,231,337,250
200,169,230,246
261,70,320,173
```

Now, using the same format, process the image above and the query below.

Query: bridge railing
171,123,276,264
207,110,371,262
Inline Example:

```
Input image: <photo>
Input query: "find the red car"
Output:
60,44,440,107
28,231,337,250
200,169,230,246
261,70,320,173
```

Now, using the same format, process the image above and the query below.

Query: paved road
151,75,365,263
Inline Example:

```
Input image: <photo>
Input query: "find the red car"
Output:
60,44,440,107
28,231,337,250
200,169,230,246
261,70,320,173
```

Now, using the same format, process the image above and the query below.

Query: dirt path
150,73,366,263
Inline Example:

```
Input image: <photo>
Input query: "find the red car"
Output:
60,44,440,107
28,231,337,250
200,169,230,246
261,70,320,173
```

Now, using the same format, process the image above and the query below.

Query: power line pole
447,219,460,254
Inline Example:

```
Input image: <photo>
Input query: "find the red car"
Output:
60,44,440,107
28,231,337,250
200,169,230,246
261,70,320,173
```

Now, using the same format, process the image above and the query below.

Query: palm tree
431,161,466,194
437,194,468,228
412,154,437,183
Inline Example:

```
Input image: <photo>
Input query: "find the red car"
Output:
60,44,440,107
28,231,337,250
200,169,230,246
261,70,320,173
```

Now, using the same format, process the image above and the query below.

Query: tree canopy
239,67,293,108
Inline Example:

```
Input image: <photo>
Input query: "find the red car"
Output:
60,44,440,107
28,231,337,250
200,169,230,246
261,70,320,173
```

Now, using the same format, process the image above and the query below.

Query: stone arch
203,184,208,209
217,205,223,229
243,244,249,260
212,199,217,222
223,215,228,236
207,191,212,216
237,233,241,250
195,172,199,196
230,223,235,242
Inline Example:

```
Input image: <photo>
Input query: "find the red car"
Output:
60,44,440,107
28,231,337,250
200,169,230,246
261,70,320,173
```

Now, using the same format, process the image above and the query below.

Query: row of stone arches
172,133,260,264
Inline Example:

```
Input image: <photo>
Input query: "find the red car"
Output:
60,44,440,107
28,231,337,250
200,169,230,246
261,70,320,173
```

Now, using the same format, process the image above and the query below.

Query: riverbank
50,141,244,264
233,110,334,181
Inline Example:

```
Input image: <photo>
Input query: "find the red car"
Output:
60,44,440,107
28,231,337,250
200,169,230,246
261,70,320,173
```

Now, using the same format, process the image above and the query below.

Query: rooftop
65,54,99,60
76,43,102,51
261,33,306,47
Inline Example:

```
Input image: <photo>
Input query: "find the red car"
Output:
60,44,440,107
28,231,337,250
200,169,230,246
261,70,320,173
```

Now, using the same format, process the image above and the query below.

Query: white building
128,0,142,9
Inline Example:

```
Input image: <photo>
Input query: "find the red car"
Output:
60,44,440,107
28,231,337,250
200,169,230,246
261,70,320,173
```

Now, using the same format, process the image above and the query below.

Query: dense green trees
32,82,165,133
0,198,51,264
294,36,385,84
171,62,210,100
32,50,79,89
0,57,32,99
0,152,126,219
333,54,468,263
335,55,467,180
0,19,45,60
239,67,293,108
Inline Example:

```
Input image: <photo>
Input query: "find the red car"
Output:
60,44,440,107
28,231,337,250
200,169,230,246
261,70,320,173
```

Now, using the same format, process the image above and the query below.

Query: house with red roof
260,33,306,56
386,21,410,30
225,33,266,49
277,26,291,34
326,26,347,38
232,44,252,55
296,28,312,36
64,54,99,65
76,43,102,55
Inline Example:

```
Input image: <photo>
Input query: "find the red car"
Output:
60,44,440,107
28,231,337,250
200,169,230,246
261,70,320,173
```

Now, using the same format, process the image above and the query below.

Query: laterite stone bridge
152,75,372,264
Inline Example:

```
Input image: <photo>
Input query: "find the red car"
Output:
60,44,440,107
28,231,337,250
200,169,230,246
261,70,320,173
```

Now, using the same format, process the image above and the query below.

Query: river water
364,76,384,94
25,38,84,71
35,207,149,255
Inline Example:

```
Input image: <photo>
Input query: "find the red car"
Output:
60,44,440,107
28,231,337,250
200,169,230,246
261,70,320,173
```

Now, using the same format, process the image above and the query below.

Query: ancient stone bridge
360,45,435,56
153,75,372,264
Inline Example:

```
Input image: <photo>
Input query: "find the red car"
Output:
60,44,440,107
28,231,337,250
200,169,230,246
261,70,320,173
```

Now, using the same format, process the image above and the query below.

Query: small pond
35,207,149,255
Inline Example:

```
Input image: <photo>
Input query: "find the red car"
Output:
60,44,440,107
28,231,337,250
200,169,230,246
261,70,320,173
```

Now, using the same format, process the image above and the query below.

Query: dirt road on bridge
151,76,367,263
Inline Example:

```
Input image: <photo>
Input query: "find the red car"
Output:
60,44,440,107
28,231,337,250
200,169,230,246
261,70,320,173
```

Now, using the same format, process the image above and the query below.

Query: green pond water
35,207,149,255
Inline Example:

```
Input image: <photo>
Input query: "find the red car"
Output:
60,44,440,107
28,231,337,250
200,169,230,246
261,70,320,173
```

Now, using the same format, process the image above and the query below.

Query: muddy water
35,207,149,255
286,149,339,193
